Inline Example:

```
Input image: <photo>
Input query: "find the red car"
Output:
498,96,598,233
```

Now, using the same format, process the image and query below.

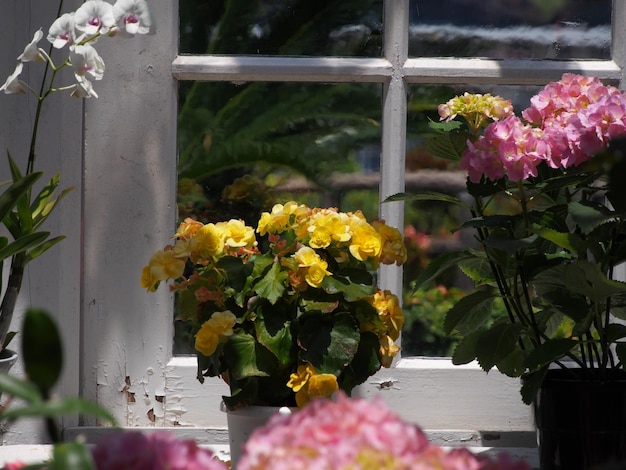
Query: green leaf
616,343,626,369
0,372,42,404
341,332,381,390
26,235,66,262
520,367,548,405
605,323,626,343
568,201,612,234
495,349,527,378
384,191,464,207
1,397,117,425
321,274,373,302
22,309,63,394
255,307,293,368
412,250,474,291
451,329,483,365
253,260,287,304
524,338,578,372
32,186,74,229
425,128,469,161
0,170,41,228
0,231,50,262
533,260,626,305
298,313,360,375
7,157,36,235
457,256,496,286
444,290,494,335
50,442,96,470
532,226,587,257
482,234,538,255
475,323,522,372
223,331,275,380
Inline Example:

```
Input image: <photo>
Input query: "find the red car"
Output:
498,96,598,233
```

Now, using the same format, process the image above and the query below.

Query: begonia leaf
253,260,287,305
298,313,359,375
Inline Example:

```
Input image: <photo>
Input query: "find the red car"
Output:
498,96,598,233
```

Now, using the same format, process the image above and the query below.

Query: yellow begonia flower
146,249,185,282
294,246,331,288
195,324,220,356
209,310,237,336
308,225,332,249
373,221,408,266
372,290,404,341
175,217,204,240
224,219,256,248
194,310,237,356
308,211,351,248
195,223,225,259
256,211,273,236
305,263,330,288
349,222,382,262
287,364,312,393
379,335,400,368
140,265,158,292
172,238,196,259
288,364,338,408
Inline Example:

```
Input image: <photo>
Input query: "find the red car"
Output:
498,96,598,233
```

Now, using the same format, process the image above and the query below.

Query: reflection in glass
179,0,382,57
402,83,542,357
174,82,382,354
409,0,611,59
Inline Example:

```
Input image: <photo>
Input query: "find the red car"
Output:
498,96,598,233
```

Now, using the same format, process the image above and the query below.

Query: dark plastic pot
532,368,626,470
0,349,17,373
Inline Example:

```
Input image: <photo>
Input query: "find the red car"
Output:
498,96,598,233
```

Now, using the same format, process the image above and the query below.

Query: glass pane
409,0,611,59
179,0,383,57
174,81,382,354
402,83,541,357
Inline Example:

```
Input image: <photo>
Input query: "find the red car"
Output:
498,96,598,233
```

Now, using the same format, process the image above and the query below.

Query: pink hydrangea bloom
91,430,227,470
522,73,626,168
238,393,530,470
461,116,549,183
461,73,626,181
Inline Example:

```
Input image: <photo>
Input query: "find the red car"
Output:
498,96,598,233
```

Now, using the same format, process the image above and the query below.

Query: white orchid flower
0,63,25,94
17,28,44,62
113,0,153,35
48,13,76,49
74,0,116,37
70,74,99,99
70,44,105,81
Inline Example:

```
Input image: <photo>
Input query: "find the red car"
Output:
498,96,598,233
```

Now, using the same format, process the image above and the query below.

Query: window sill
0,443,539,469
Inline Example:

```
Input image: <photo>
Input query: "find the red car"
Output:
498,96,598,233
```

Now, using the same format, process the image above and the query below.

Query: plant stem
0,253,25,348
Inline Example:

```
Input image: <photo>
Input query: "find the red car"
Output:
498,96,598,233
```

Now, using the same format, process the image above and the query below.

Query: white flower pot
222,402,293,469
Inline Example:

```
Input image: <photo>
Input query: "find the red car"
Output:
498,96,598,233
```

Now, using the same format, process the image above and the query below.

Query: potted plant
142,201,407,466
0,0,153,368
393,73,626,469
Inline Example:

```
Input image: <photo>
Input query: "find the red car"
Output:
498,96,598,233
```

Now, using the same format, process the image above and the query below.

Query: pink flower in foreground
91,430,227,470
238,392,530,470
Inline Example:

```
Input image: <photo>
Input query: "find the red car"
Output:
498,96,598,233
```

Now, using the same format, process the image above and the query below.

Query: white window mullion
378,0,409,293
613,0,626,88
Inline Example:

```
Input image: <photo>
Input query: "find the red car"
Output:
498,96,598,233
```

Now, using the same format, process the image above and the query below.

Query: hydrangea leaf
444,290,494,335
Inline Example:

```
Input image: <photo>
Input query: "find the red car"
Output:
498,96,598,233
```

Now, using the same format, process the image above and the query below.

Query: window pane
402,83,541,357
409,0,611,59
175,81,382,354
179,0,383,57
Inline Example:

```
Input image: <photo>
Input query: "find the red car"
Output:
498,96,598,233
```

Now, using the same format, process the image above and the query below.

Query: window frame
7,0,620,448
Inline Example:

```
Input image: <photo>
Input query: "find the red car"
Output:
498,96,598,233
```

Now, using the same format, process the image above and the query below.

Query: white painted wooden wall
2,0,625,449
